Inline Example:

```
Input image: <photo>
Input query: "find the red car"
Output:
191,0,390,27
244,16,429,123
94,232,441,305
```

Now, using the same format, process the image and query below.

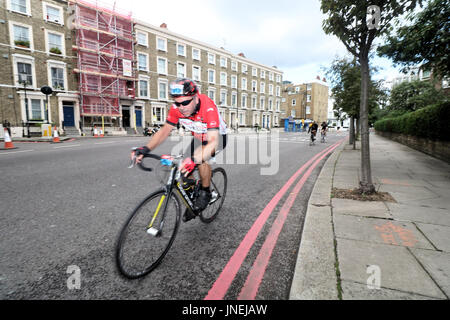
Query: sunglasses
174,98,193,107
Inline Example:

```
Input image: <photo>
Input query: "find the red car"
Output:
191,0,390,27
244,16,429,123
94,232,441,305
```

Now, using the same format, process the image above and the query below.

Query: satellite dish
40,86,53,95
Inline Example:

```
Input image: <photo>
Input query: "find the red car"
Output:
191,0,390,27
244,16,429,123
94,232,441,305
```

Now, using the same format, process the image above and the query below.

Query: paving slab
415,223,450,252
341,280,440,300
334,214,434,250
336,238,446,299
332,199,391,219
378,185,439,203
386,203,450,227
410,248,450,298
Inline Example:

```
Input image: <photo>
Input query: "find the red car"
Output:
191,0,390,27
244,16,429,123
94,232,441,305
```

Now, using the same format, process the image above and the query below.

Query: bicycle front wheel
116,189,181,279
200,167,227,223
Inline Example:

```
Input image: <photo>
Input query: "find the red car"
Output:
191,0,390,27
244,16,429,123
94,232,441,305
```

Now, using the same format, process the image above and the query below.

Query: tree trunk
356,117,360,140
359,56,375,194
349,115,355,145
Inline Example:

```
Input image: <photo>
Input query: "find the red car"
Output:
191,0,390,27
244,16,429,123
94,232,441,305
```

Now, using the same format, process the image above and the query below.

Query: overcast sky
106,0,402,85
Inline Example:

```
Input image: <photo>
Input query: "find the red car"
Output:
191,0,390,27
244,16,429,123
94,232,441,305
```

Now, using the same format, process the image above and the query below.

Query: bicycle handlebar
138,153,162,172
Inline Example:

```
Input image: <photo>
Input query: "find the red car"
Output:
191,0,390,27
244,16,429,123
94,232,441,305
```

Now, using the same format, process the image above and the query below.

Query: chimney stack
160,23,167,29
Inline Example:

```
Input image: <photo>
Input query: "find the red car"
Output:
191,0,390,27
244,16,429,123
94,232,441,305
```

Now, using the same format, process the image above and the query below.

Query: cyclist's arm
146,122,174,151
193,129,219,164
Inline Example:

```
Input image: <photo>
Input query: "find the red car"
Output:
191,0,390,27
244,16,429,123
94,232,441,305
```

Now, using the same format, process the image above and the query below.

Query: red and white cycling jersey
166,94,227,141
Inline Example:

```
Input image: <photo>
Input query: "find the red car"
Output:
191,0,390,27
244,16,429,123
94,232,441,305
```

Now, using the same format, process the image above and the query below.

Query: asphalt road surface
0,130,345,299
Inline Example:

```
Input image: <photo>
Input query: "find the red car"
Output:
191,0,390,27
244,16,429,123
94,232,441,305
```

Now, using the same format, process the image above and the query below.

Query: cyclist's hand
132,146,150,164
180,157,196,177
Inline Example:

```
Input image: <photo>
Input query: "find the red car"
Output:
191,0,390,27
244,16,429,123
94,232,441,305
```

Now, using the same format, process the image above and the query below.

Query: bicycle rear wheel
199,167,227,223
116,189,181,279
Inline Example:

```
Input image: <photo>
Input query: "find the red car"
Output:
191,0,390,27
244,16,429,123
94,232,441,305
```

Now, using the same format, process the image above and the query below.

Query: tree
388,80,446,113
321,0,422,193
377,0,450,78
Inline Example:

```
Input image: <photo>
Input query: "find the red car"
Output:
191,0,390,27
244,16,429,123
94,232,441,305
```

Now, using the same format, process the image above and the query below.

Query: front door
63,102,75,127
135,109,142,127
122,107,130,127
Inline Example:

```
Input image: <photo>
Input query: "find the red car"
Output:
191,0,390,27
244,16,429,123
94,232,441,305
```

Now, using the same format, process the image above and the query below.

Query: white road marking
53,144,81,149
0,149,34,155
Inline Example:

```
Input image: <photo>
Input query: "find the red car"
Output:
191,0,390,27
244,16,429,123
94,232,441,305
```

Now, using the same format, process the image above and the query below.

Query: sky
105,0,404,86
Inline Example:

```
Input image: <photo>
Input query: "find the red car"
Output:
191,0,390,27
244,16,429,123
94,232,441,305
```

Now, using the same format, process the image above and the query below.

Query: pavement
290,133,450,300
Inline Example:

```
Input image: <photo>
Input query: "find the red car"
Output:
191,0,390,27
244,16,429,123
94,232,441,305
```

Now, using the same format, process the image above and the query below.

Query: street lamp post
18,74,30,138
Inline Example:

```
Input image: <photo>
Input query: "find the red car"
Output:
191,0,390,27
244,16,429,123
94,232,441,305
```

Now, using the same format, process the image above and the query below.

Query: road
0,131,345,299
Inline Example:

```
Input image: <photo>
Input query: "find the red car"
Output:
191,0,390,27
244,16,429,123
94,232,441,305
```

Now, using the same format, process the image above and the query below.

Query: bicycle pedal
146,227,160,237
209,191,219,204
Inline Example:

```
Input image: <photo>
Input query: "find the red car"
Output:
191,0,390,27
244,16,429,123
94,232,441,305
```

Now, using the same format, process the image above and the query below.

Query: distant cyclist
320,121,328,142
132,78,227,221
308,121,318,143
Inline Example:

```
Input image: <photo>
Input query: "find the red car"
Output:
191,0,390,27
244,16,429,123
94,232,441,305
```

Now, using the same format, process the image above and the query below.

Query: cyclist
320,121,328,141
132,78,227,221
308,121,318,143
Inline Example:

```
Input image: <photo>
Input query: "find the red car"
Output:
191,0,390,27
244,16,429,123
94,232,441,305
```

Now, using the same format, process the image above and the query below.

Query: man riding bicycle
308,121,319,142
132,78,227,221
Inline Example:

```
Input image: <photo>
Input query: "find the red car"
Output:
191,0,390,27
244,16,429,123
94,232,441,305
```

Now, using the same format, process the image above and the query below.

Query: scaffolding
70,0,135,122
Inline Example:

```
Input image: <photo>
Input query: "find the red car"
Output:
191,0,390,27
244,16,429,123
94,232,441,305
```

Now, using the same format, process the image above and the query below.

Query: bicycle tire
199,167,227,223
115,189,181,279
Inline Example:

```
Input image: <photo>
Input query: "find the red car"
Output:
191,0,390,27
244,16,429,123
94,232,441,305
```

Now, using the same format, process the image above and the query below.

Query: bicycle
115,151,227,279
320,130,326,143
309,130,317,146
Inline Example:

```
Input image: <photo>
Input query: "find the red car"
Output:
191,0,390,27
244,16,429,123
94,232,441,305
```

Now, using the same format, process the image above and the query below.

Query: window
192,65,201,81
252,95,257,109
268,99,273,111
157,57,167,74
139,78,149,98
13,24,30,48
269,72,274,81
241,77,247,90
51,66,64,90
177,62,186,78
136,31,148,46
207,88,216,102
156,37,167,51
18,62,32,85
276,100,281,111
306,106,311,114
307,84,312,91
276,74,281,83
252,67,257,77
231,60,237,71
231,75,237,89
220,57,227,68
269,84,273,96
220,72,227,86
9,0,30,15
208,69,215,84
43,2,63,24
138,53,148,71
307,94,311,102
47,31,63,54
158,79,168,100
252,80,257,92
220,90,227,106
31,99,43,120
260,82,265,94
260,97,265,110
208,53,215,65
231,92,237,107
242,64,247,74
261,70,266,79
241,94,247,108
177,43,186,56
192,48,200,61
276,86,281,97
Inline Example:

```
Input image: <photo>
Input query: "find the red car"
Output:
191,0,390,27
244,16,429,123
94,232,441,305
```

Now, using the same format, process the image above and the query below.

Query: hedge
374,101,450,141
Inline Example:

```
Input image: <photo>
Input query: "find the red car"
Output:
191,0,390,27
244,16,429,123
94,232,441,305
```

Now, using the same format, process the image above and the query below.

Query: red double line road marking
204,139,345,300
237,140,343,299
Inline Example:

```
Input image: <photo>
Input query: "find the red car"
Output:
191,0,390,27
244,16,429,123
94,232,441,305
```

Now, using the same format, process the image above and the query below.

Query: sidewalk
290,133,450,300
